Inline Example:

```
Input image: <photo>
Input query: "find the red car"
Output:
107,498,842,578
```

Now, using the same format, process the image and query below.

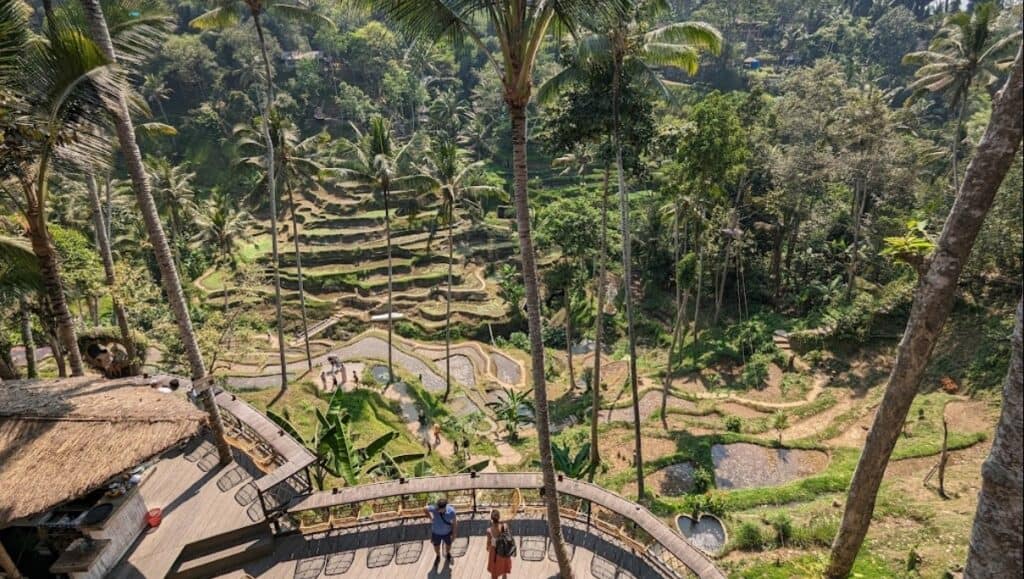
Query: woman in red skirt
486,509,513,578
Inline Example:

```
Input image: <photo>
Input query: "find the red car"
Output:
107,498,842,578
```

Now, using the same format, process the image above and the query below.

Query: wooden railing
286,472,724,579
213,390,317,520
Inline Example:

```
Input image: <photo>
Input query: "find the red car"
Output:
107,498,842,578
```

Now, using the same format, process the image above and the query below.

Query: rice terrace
0,0,1021,578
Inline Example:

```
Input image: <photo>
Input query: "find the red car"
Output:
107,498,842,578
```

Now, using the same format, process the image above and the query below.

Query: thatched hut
0,376,206,578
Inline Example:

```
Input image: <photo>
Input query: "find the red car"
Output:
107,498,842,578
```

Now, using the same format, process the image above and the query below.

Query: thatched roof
0,376,207,526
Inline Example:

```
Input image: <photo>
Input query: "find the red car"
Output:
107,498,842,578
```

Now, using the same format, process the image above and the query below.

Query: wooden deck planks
232,515,668,579
109,439,257,578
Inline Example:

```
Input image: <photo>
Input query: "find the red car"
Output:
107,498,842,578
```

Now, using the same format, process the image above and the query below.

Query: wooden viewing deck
231,514,699,578
287,473,724,579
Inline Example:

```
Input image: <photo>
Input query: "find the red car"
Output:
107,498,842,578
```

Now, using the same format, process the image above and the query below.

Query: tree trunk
444,201,453,401
286,185,312,370
964,298,1023,578
79,0,232,465
845,180,868,301
0,335,17,380
252,13,289,393
384,185,394,385
26,201,84,377
713,236,732,326
566,292,575,390
662,201,684,430
951,93,970,198
612,51,644,501
508,101,573,579
769,223,783,303
590,164,609,476
826,44,1023,579
934,415,950,498
86,172,135,362
20,297,37,379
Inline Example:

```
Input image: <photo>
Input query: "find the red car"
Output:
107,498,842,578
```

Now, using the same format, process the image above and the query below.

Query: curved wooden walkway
288,473,725,579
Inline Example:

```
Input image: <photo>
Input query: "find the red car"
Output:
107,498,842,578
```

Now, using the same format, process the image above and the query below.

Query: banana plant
534,441,595,480
267,392,423,488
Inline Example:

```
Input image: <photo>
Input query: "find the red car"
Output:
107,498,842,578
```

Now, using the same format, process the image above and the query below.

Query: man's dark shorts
431,532,453,546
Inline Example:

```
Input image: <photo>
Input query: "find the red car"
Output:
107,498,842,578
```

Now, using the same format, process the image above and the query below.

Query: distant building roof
281,50,322,62
0,376,206,526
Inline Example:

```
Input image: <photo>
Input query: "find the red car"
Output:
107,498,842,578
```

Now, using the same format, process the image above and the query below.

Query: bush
725,416,743,433
496,331,530,352
739,352,772,389
768,513,793,547
733,522,768,551
684,492,725,517
692,466,714,494
542,324,566,349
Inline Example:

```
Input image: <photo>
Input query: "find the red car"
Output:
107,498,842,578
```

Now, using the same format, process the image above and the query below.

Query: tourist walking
433,423,442,447
425,497,457,568
486,509,514,578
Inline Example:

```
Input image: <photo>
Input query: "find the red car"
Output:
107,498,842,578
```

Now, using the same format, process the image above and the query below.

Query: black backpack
494,524,517,558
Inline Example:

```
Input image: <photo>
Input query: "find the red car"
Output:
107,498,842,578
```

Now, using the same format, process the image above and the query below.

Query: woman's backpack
494,524,517,558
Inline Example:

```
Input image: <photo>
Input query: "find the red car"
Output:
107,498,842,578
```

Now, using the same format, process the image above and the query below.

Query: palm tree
0,235,42,380
903,1,1021,194
375,4,630,572
85,170,134,360
0,0,127,377
416,138,502,402
487,387,535,443
146,157,197,271
964,298,1022,577
334,115,422,386
235,116,329,369
191,0,332,391
827,43,1022,579
194,191,255,309
141,73,172,120
76,0,233,464
539,0,721,499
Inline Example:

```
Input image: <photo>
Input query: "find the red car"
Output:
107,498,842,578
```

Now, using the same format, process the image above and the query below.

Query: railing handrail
287,472,725,579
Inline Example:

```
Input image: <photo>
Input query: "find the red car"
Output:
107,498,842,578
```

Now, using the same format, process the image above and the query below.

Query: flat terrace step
168,523,275,579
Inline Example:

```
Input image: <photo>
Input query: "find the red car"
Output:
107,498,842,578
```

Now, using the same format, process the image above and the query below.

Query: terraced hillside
198,181,519,334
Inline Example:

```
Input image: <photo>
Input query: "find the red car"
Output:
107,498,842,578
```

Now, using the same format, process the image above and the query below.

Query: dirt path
782,390,854,441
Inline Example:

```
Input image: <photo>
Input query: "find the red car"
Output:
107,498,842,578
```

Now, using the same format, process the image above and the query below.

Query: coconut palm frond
189,5,240,30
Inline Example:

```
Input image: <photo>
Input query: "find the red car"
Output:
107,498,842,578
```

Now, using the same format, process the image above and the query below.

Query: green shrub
497,331,530,351
733,522,768,551
692,466,714,494
768,513,793,547
792,517,838,547
780,373,811,398
684,492,725,517
725,416,743,433
739,352,772,389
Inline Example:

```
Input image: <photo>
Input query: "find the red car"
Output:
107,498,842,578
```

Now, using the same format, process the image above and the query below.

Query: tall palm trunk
286,185,312,370
612,49,644,500
845,180,868,300
951,90,970,197
252,13,289,392
508,101,573,578
384,185,394,384
26,197,84,377
86,172,135,362
590,164,610,475
79,0,232,465
20,297,37,379
444,201,453,401
662,203,686,430
566,290,575,389
964,298,1022,577
827,44,1022,579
